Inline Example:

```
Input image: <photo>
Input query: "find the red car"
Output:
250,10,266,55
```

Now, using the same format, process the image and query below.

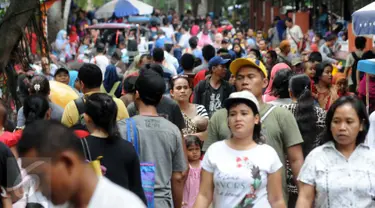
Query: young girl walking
182,135,202,208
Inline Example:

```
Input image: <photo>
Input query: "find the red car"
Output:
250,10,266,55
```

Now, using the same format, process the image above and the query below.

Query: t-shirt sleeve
203,113,218,152
345,53,354,68
127,103,137,117
196,105,209,118
278,108,304,148
172,130,187,172
61,100,79,127
266,146,283,174
201,145,214,173
297,150,317,186
0,143,21,189
17,107,25,127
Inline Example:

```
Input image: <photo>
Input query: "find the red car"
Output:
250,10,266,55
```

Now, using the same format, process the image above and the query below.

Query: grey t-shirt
17,102,63,127
119,115,187,208
127,96,185,131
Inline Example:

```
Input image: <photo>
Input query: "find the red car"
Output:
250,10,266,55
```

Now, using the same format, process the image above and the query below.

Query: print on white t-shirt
202,141,282,208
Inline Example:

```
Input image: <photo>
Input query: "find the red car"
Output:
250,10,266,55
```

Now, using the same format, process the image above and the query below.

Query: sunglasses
172,74,189,80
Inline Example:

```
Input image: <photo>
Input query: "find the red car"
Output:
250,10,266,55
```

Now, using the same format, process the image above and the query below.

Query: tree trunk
0,0,40,109
178,0,184,15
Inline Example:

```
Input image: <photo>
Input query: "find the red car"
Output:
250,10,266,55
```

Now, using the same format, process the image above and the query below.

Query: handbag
80,138,104,176
126,118,155,208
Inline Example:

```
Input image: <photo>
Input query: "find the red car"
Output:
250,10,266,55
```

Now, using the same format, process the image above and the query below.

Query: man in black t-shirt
0,142,22,208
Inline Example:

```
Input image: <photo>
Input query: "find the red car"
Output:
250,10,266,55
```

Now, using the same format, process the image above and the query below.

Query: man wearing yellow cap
203,58,304,205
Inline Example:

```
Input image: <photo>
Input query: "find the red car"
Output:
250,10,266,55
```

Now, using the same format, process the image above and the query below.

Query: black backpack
351,52,364,86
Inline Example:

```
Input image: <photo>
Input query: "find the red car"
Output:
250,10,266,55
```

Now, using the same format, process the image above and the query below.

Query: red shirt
193,70,207,87
0,131,22,147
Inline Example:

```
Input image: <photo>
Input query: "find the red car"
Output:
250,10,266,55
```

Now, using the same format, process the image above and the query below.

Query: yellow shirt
61,91,129,127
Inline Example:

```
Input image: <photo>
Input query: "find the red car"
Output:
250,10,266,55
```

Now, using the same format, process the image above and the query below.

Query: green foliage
75,0,105,9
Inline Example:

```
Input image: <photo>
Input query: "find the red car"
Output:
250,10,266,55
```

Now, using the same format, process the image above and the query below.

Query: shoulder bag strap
109,81,121,96
261,105,277,123
126,118,140,156
74,97,85,115
79,138,92,161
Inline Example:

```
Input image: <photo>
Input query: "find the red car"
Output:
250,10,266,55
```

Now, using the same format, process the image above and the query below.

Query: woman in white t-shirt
194,91,285,208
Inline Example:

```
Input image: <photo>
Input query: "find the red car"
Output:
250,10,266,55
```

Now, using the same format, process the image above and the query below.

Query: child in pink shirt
182,135,202,208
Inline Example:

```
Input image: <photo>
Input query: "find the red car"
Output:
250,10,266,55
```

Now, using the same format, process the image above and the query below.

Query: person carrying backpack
100,65,122,98
61,63,129,130
344,36,367,93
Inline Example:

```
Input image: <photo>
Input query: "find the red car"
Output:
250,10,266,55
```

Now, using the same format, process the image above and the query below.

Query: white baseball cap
224,91,260,112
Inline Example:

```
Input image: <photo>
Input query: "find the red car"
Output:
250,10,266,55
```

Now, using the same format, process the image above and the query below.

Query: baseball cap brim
230,58,267,78
224,98,259,113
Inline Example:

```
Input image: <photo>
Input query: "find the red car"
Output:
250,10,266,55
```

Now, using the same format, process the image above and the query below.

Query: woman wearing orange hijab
333,72,355,97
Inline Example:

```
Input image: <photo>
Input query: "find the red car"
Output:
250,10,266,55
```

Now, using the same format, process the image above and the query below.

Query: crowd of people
1,5,375,208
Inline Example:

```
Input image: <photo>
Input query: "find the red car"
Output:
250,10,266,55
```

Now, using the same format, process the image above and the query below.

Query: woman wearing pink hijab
263,63,291,102
198,27,213,48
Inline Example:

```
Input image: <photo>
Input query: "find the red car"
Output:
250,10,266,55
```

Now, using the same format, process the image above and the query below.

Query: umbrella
352,2,375,36
95,0,153,19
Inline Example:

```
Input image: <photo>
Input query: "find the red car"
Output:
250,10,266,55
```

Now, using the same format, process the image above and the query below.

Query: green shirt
203,103,304,202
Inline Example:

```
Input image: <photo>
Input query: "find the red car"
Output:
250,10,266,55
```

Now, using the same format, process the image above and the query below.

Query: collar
84,91,100,96
322,141,370,150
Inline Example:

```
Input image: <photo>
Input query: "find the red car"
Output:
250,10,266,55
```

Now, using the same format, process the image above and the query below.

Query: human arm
172,130,188,208
193,170,214,208
286,145,304,188
16,107,25,127
279,108,304,187
268,169,286,208
295,182,315,208
356,69,361,92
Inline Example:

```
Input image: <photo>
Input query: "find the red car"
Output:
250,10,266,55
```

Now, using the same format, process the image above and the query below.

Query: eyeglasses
172,74,189,80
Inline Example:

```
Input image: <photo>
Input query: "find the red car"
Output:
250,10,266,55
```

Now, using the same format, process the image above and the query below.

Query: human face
331,104,364,146
212,64,227,79
228,103,260,138
234,45,241,53
235,67,268,98
187,143,201,162
222,42,229,49
286,21,292,28
320,66,333,85
259,41,266,50
170,77,191,102
55,72,70,85
21,149,80,205
247,29,254,37
237,32,243,40
337,79,348,93
304,62,316,78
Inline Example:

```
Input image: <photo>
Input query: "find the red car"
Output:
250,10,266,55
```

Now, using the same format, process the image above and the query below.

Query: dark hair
78,64,103,89
309,52,322,63
267,50,278,62
250,48,261,60
136,65,165,106
271,69,293,98
202,44,216,62
188,37,198,49
185,135,202,149
194,58,202,67
289,74,318,157
314,62,332,83
162,17,169,26
181,54,195,70
96,42,105,53
85,93,120,140
23,95,50,125
29,75,50,96
170,75,192,90
17,120,84,159
0,100,12,131
285,17,293,23
164,43,173,53
152,48,164,62
217,48,229,55
226,100,263,144
324,96,369,145
326,34,337,42
123,75,138,93
54,68,69,78
355,36,367,50
315,32,323,39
